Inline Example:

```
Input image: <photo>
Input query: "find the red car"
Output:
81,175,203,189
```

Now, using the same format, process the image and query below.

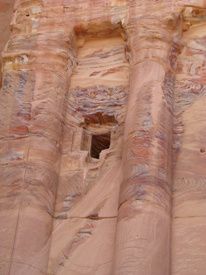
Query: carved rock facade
1,1,206,275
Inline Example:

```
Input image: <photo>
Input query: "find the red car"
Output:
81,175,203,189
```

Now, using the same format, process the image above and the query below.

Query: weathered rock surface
1,1,206,275
0,0,14,86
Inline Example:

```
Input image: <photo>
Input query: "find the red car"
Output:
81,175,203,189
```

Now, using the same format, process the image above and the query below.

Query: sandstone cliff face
0,0,14,85
1,1,206,275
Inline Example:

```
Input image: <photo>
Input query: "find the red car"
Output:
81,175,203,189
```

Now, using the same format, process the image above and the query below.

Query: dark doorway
90,132,111,159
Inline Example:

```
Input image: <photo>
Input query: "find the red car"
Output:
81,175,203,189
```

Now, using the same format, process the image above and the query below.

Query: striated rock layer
0,0,15,86
0,0,206,275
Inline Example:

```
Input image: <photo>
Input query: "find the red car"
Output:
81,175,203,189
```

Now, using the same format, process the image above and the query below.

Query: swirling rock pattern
1,1,206,275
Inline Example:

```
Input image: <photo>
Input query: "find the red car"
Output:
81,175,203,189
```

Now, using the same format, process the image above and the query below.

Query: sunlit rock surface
1,1,206,275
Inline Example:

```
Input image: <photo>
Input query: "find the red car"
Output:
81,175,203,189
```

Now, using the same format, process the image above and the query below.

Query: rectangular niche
90,132,111,159
70,21,129,90
81,130,111,159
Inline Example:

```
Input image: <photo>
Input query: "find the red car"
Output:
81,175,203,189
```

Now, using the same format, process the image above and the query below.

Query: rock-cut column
172,6,206,275
0,1,73,274
113,14,178,275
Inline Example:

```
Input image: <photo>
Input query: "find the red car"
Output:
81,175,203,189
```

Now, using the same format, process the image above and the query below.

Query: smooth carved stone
1,1,206,275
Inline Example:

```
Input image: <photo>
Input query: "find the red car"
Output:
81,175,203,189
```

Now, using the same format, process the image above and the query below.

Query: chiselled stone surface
1,1,206,275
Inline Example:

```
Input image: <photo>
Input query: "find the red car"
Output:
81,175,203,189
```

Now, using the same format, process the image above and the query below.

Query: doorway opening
90,132,111,159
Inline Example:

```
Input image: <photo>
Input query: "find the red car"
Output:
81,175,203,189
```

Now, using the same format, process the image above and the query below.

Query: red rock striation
1,1,206,275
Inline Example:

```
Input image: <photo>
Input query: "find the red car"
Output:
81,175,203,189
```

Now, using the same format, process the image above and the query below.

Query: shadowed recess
91,132,111,159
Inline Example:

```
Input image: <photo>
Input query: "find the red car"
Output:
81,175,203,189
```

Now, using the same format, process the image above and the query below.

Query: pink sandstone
1,1,206,275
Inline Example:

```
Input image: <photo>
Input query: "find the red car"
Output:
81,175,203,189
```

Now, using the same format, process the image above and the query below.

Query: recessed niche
69,22,129,90
90,132,111,159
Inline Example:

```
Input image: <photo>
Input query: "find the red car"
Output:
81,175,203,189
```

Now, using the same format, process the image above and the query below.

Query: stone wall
1,1,206,275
